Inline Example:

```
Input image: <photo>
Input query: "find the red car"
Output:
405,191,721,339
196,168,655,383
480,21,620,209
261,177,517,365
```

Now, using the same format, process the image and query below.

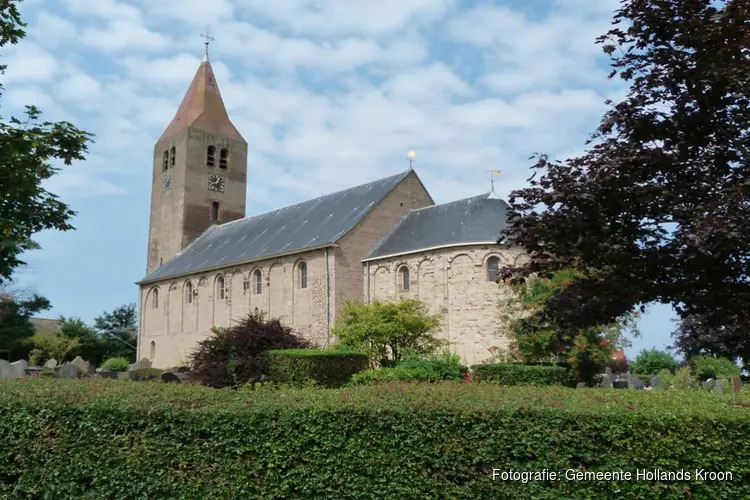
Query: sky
6,0,678,358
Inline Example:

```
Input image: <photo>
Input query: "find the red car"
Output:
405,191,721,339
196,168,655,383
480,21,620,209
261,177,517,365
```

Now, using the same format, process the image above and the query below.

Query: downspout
136,288,143,360
366,261,371,304
325,247,330,346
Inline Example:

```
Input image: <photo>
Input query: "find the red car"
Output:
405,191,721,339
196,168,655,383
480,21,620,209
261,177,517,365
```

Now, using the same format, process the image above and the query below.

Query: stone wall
139,247,335,368
364,245,529,365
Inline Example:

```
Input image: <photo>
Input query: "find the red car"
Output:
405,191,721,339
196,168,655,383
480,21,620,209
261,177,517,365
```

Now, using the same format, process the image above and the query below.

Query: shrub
100,357,130,372
333,298,444,364
654,367,693,390
630,348,678,375
266,349,369,387
350,351,467,385
472,363,570,386
189,310,310,388
0,380,748,498
692,355,740,380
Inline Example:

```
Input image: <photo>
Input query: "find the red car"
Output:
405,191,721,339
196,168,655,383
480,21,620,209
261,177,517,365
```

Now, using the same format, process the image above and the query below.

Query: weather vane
407,149,416,170
483,169,502,194
200,26,215,60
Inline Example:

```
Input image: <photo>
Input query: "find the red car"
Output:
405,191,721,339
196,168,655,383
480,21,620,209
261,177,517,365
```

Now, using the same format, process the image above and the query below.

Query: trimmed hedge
472,363,570,386
350,358,467,385
266,349,369,387
0,380,749,498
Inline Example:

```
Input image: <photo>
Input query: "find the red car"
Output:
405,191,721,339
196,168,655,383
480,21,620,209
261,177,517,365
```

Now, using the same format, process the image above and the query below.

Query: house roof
29,318,61,335
363,193,510,261
158,57,244,143
139,170,415,284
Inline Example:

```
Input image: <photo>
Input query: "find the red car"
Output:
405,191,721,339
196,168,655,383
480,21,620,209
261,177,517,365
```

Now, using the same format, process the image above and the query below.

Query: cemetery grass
0,379,748,499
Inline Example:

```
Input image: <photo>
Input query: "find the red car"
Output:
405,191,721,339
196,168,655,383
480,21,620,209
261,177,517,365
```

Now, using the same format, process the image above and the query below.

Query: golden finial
407,149,416,170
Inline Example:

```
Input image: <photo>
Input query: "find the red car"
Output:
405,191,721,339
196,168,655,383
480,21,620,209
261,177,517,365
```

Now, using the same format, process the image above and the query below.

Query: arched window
243,275,250,294
151,288,159,308
211,202,219,221
170,146,176,166
185,282,193,304
217,276,225,300
487,256,500,282
207,145,216,167
299,261,308,289
219,148,229,169
254,270,262,294
162,151,169,171
149,341,156,361
399,266,410,291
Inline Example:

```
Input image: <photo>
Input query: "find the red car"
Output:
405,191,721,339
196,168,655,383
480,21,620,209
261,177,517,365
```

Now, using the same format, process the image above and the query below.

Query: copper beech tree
500,1,750,359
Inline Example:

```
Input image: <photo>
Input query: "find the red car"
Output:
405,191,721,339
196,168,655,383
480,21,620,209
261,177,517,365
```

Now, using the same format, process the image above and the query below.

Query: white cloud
1,43,59,84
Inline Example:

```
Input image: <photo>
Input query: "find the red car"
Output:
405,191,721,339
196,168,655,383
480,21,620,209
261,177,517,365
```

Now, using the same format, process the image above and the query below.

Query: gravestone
599,373,613,389
44,359,58,369
10,360,27,378
71,356,94,376
162,372,188,384
613,377,628,389
702,378,715,391
630,377,645,390
732,376,742,393
575,382,587,389
170,366,190,374
130,358,152,371
650,376,664,389
714,379,726,394
0,360,15,380
97,371,119,380
55,363,80,379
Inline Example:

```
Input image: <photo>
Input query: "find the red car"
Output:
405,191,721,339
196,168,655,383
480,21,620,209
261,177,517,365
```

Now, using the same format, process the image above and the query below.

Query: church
136,53,526,368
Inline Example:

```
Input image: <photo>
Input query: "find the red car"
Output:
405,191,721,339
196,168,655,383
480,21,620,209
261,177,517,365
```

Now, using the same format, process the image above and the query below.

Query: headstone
702,378,715,391
650,376,664,389
575,382,587,389
613,378,628,389
44,359,58,369
117,371,130,380
170,366,190,374
97,371,119,380
732,376,742,393
161,372,187,384
130,358,152,371
714,379,726,394
599,373,613,389
630,377,645,390
71,356,94,375
10,360,27,378
0,360,15,380
55,363,80,379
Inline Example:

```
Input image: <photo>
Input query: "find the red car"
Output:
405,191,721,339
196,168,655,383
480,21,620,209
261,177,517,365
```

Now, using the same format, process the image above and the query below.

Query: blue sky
6,0,677,357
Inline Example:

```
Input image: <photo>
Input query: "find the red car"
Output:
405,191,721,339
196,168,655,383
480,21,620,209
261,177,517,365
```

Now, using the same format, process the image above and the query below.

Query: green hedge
472,363,570,386
266,349,369,387
0,381,749,498
350,358,467,385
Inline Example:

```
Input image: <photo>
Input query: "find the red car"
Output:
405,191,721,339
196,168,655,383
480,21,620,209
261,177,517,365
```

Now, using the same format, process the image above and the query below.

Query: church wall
334,171,433,340
364,245,528,366
139,248,335,368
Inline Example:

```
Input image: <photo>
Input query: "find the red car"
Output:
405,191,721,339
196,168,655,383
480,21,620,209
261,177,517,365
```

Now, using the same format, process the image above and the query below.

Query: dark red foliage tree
671,314,748,366
500,1,750,352
189,310,310,388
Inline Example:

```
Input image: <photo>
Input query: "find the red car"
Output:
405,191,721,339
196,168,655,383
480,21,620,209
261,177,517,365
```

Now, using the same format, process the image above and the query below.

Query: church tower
146,51,247,274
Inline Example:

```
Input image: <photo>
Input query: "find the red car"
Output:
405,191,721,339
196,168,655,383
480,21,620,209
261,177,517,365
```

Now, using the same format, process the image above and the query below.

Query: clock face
163,173,172,191
208,173,225,193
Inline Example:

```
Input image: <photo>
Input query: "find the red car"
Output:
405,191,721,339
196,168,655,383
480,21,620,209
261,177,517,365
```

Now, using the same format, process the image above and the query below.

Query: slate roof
29,318,61,335
363,193,510,261
139,170,414,284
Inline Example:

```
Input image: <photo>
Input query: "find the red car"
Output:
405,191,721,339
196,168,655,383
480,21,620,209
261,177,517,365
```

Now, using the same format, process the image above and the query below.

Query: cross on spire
201,26,214,61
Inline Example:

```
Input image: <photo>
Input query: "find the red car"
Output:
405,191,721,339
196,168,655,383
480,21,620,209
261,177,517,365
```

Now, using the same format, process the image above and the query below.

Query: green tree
59,316,103,363
94,303,137,361
29,331,80,364
0,286,50,359
0,1,93,283
499,2,750,358
334,298,444,365
630,348,678,375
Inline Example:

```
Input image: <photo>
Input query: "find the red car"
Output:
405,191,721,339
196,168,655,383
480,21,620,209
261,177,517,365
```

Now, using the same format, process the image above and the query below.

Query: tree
59,316,103,362
630,348,678,375
93,303,137,361
334,298,444,365
0,1,93,283
0,286,50,359
29,331,80,365
499,1,750,351
672,314,750,367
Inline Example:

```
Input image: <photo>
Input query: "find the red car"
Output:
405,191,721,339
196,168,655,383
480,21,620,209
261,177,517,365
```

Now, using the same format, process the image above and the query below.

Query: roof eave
362,240,501,263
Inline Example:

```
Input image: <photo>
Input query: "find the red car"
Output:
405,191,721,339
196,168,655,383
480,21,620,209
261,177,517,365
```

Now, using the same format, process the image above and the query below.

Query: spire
158,55,244,143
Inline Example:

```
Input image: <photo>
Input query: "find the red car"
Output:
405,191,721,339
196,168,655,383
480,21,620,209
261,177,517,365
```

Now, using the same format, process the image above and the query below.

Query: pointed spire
158,56,244,144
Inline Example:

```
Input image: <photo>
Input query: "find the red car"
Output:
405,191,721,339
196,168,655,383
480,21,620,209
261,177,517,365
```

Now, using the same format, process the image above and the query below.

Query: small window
185,282,193,304
151,288,159,308
219,148,229,169
254,270,262,294
243,276,250,294
207,145,216,167
149,341,156,361
399,266,410,291
299,262,308,289
170,146,176,166
162,151,169,171
487,256,500,282
217,276,225,300
211,202,219,221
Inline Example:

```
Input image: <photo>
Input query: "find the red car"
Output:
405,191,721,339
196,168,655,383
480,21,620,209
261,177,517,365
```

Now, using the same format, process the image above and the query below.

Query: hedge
266,349,369,387
472,363,570,386
1,380,749,498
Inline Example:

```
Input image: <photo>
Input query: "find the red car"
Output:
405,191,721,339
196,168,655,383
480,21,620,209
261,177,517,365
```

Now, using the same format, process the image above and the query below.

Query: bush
0,380,748,498
189,310,310,388
350,351,467,385
266,349,369,387
630,348,678,375
100,357,130,372
692,355,740,380
472,363,570,386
